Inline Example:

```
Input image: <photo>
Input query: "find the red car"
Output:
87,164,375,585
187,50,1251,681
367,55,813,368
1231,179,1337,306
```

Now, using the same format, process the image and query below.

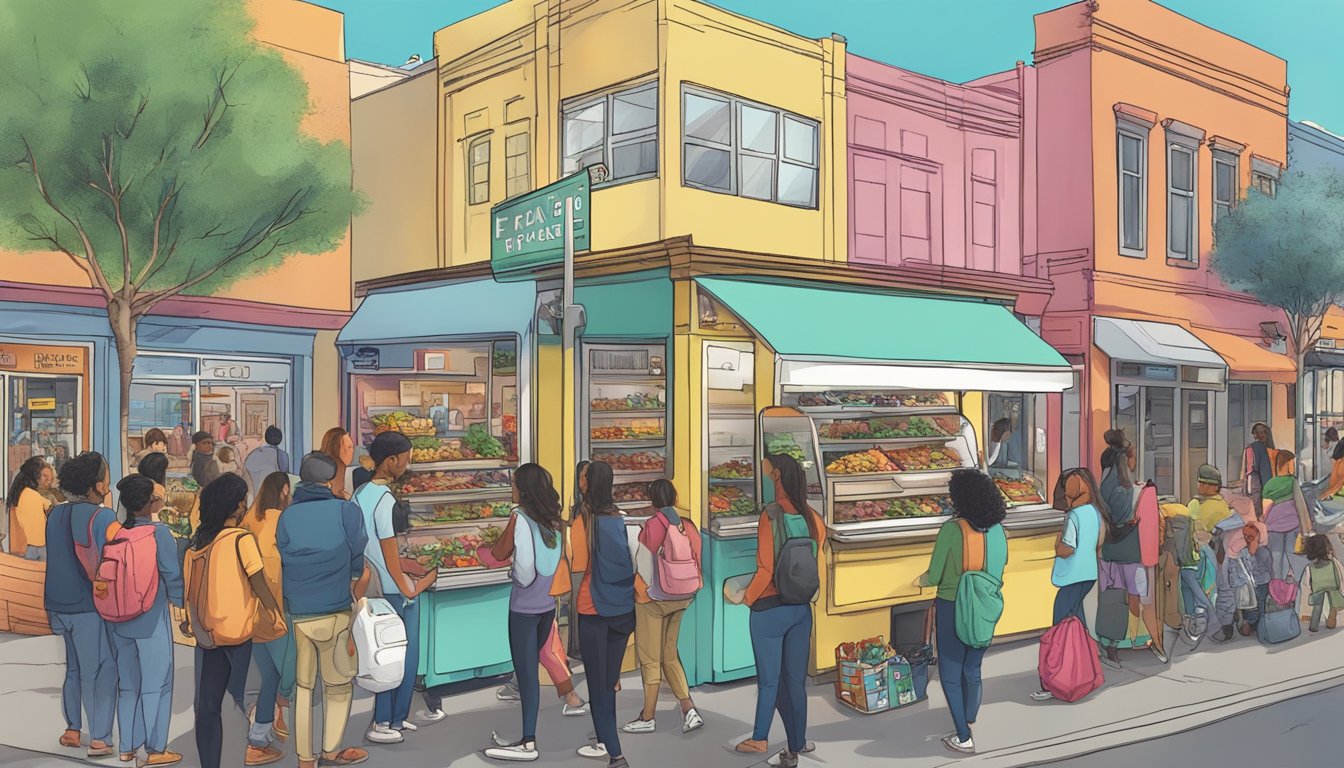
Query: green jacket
923,519,1008,602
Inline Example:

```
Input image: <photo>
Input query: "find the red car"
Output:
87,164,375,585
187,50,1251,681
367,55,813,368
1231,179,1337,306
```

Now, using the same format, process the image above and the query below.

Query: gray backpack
767,504,819,605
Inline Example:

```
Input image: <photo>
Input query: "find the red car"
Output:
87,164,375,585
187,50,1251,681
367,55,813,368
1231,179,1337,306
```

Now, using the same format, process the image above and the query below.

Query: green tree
1212,169,1344,456
0,0,356,469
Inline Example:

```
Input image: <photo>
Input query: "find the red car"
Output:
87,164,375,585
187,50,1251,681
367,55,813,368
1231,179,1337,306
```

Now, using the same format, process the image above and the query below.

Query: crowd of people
24,416,1344,767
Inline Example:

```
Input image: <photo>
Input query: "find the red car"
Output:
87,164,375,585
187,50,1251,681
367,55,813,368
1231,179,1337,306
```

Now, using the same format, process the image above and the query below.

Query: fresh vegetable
709,485,757,517
817,416,947,440
709,459,753,479
764,433,806,462
462,423,506,458
591,425,663,441
396,469,511,495
591,393,664,411
594,450,666,473
797,391,949,408
835,494,953,522
837,636,898,667
993,474,1045,505
372,411,435,436
885,446,961,471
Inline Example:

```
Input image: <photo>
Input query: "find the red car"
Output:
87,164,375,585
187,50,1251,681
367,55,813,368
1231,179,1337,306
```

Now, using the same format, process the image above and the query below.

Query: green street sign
490,170,592,279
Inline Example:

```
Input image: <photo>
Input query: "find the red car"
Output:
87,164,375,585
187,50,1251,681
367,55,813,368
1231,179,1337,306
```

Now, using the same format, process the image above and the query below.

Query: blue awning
337,278,536,346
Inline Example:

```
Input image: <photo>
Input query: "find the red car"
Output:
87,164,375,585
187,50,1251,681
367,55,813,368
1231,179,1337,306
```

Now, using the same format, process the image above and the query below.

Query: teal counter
418,581,514,687
685,533,759,687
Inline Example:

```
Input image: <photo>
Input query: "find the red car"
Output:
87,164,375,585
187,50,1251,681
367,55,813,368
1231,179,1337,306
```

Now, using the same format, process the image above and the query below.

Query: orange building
1033,0,1292,498
0,0,352,491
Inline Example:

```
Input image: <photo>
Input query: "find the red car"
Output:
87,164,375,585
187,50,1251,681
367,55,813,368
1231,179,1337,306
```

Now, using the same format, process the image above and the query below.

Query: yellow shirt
14,487,51,550
240,509,285,641
183,528,265,646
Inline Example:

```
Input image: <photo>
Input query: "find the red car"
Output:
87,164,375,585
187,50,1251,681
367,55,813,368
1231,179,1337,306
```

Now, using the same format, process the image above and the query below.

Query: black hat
369,432,413,465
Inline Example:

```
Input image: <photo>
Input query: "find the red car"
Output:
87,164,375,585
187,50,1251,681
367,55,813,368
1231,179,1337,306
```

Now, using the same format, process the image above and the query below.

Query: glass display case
392,467,515,588
757,406,824,506
983,392,1050,510
705,342,758,533
349,340,519,472
777,389,980,540
584,343,668,510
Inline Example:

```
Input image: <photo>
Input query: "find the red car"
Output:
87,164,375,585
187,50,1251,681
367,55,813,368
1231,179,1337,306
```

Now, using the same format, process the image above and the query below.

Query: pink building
845,54,1067,483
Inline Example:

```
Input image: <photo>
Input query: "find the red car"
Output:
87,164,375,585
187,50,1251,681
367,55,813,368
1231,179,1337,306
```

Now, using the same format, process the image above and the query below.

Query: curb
938,663,1344,767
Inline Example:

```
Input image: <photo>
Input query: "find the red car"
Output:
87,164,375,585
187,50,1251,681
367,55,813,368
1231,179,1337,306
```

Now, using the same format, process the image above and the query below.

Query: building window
505,132,530,199
1252,172,1277,198
1213,151,1238,225
561,82,658,184
1118,128,1147,256
1167,142,1197,262
681,85,819,208
970,148,997,269
467,136,490,205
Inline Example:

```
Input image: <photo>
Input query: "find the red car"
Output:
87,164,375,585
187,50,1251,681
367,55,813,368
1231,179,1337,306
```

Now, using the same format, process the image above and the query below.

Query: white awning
779,359,1075,394
1094,317,1228,382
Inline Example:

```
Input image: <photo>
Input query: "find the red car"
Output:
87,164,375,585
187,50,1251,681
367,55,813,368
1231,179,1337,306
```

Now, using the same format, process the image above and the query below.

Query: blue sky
315,0,1342,132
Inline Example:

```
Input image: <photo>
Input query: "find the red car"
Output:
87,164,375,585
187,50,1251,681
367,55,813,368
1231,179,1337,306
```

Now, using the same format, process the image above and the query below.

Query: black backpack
767,504,820,605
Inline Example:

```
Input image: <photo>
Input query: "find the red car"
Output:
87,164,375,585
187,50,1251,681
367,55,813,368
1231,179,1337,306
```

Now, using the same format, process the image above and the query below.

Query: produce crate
834,636,920,714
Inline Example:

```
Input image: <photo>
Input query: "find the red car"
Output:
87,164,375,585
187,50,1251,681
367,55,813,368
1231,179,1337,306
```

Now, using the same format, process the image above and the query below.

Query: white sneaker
682,708,704,733
562,700,588,717
484,740,538,762
942,734,974,754
576,743,609,759
417,708,447,723
366,723,404,744
1030,690,1055,701
621,717,655,734
394,721,418,732
496,684,520,701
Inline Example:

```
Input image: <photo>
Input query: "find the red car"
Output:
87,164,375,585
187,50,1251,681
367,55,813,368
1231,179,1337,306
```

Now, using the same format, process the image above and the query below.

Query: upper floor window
1117,127,1147,256
1252,171,1278,198
505,132,531,199
562,82,658,184
1212,150,1238,225
1167,141,1197,263
468,136,490,205
681,85,819,209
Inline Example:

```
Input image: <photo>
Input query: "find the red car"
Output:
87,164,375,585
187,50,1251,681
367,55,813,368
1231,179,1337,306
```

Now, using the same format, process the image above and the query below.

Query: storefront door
1115,384,1213,499
1226,381,1271,483
3,373,82,481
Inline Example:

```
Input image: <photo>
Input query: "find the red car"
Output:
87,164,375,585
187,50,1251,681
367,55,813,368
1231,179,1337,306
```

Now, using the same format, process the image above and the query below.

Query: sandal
60,730,82,748
736,739,768,753
318,747,369,766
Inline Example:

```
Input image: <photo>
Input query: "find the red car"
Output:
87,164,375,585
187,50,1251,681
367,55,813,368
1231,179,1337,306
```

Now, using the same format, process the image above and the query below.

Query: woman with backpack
728,454,824,767
1243,423,1277,501
109,474,184,767
623,479,703,736
569,460,637,768
919,469,1008,755
183,473,287,768
241,472,295,753
482,463,567,762
1260,450,1308,582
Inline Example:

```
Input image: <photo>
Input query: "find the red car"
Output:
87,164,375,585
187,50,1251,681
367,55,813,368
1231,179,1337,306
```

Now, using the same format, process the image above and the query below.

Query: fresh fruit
395,469,511,495
709,459,754,479
372,411,436,436
591,393,664,411
993,474,1045,505
590,424,664,441
593,450,666,473
835,494,953,522
422,501,514,523
614,483,651,503
825,449,899,475
709,485,757,517
401,526,505,570
884,446,962,472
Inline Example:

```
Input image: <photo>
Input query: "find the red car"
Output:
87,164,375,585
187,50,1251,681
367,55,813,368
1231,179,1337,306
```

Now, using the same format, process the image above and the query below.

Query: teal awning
574,270,673,339
337,278,536,345
695,277,1072,392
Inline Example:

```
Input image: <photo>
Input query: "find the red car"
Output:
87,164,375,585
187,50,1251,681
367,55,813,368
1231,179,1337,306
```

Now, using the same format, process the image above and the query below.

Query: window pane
1215,161,1235,202
1122,176,1142,249
506,133,528,157
472,141,489,164
1170,147,1193,191
684,144,731,190
740,154,775,200
563,147,605,176
684,93,730,145
740,105,777,154
1214,202,1231,224
612,86,657,135
611,138,657,179
778,162,817,207
1169,194,1189,255
1120,134,1141,174
783,116,817,165
564,101,606,158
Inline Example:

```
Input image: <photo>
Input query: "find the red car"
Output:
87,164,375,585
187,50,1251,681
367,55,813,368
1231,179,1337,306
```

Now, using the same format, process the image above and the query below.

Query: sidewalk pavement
1,621,1342,768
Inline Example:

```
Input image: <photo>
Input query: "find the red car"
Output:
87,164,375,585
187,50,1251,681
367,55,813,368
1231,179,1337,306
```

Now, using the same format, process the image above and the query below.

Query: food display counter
582,343,668,511
347,338,521,687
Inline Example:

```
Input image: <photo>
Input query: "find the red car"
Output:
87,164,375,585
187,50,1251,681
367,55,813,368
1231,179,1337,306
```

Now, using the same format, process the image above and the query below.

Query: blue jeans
748,603,812,753
935,597,986,742
252,619,296,730
1179,568,1213,619
1052,579,1095,631
111,611,175,754
49,611,116,742
374,596,420,728
509,609,555,742
578,612,636,760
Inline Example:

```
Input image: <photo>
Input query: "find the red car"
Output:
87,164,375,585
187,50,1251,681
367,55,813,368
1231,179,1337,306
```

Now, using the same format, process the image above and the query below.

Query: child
1239,524,1274,635
215,446,241,478
1302,534,1344,632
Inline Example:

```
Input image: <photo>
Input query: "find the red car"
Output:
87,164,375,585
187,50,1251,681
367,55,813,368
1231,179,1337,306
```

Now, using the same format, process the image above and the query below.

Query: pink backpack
93,524,161,623
1038,615,1104,703
654,511,702,599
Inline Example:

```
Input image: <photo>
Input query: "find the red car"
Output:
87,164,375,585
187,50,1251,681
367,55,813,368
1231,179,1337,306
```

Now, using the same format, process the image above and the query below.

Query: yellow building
341,0,1072,686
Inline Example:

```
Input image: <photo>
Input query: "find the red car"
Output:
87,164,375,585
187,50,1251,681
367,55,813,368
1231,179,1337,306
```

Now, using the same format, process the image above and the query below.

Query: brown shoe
735,739,768,753
244,745,284,766
121,751,138,763
59,730,82,748
273,705,289,740
318,747,369,766
89,741,115,758
140,751,183,766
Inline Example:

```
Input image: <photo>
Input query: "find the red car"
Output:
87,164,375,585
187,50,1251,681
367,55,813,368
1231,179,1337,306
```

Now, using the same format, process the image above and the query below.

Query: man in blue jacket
276,452,370,768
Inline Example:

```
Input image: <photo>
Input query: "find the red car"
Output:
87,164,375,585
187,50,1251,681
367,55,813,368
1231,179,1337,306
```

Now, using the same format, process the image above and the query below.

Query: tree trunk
108,298,139,477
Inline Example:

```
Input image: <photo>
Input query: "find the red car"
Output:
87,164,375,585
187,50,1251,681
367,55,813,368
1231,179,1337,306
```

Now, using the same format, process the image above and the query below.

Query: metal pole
563,196,576,500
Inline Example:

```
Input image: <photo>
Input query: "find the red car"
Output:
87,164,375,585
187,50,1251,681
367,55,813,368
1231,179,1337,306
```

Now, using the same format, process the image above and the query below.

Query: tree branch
19,135,114,299
195,64,237,150
134,176,179,289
